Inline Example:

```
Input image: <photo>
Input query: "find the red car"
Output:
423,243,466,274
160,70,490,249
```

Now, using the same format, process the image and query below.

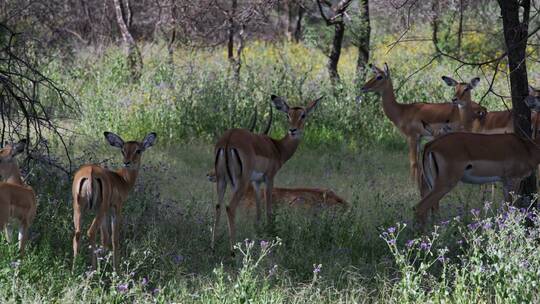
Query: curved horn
262,101,273,135
248,106,258,132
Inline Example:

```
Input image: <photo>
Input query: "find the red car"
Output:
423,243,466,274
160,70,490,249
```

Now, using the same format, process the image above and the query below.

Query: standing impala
72,132,156,271
361,64,486,181
0,139,37,256
212,94,321,254
416,95,540,225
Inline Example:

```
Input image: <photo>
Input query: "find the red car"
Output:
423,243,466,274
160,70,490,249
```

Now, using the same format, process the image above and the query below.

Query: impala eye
301,113,306,119
376,75,383,80
136,149,142,154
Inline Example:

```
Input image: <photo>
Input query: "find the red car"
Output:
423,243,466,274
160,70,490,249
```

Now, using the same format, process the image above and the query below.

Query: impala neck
380,80,403,126
457,102,473,131
2,163,24,186
116,167,139,190
275,133,301,164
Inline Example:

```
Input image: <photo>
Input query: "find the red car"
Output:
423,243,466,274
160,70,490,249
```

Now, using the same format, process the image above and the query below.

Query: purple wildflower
471,208,480,217
456,239,463,246
467,222,480,230
117,283,129,293
388,239,396,246
406,239,415,248
313,264,322,274
483,201,492,211
260,240,269,250
387,226,396,234
152,288,160,296
482,221,492,230
437,256,447,263
440,220,450,226
172,254,184,264
141,277,149,286
420,242,431,251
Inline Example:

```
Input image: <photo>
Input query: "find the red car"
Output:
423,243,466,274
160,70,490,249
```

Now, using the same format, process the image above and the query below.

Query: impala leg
17,223,28,256
265,178,274,225
100,213,111,250
211,177,227,251
407,136,419,182
4,223,13,243
87,212,105,270
72,200,83,271
111,207,122,272
226,182,248,256
252,182,263,224
415,181,457,228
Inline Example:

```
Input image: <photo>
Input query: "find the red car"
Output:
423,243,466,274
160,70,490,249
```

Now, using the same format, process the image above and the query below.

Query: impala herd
1,63,540,270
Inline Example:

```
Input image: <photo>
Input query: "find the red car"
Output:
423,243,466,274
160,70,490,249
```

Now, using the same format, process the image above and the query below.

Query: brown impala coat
0,139,37,256
416,131,540,224
212,94,321,254
72,132,156,271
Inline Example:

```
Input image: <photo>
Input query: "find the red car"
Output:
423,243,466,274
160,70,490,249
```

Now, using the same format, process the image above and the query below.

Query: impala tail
77,169,103,212
215,145,243,189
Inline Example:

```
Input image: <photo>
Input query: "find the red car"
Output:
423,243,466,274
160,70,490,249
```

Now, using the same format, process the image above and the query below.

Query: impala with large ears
361,64,486,181
0,139,37,256
441,76,486,131
415,95,540,225
72,132,157,271
212,94,322,254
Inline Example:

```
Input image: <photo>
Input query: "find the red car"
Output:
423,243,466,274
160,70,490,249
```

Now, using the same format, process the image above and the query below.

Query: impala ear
104,132,124,148
142,132,157,150
306,96,323,115
383,63,390,77
469,77,480,89
12,139,27,156
442,76,458,87
271,95,290,113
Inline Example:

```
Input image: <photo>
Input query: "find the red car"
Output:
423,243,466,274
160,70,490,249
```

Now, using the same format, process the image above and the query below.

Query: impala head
526,85,540,112
361,63,390,93
104,132,157,169
271,94,322,139
442,76,480,106
0,139,26,178
442,76,486,120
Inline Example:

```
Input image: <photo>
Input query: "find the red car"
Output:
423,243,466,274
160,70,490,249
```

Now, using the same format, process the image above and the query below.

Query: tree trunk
497,0,536,206
457,0,464,54
328,21,345,84
167,0,177,66
113,0,142,82
355,0,370,91
293,5,305,42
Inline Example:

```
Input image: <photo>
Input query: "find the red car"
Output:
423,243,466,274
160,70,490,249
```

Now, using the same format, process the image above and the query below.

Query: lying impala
361,64,486,181
0,139,37,256
207,170,348,210
415,95,540,225
72,132,156,271
212,94,321,254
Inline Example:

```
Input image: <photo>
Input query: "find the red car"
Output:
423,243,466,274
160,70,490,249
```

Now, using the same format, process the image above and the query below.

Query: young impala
0,139,37,256
212,94,322,254
72,132,156,271
361,64,486,182
416,95,540,225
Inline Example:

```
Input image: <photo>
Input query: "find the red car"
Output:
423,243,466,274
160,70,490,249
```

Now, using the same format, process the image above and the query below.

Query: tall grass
3,36,540,302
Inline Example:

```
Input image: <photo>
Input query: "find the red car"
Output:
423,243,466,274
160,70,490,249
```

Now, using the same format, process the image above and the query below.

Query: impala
0,139,37,256
207,170,348,210
212,94,322,254
72,132,156,271
446,77,540,136
416,95,540,225
361,64,486,181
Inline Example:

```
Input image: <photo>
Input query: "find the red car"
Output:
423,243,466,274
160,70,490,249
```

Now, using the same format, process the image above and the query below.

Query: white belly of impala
250,171,265,182
461,170,502,184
